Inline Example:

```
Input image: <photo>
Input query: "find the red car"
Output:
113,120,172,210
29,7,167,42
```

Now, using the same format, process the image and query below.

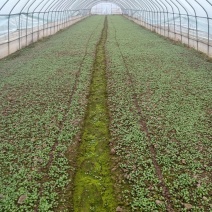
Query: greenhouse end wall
0,15,87,60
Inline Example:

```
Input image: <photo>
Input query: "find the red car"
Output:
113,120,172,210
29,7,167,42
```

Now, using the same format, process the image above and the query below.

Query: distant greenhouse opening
91,3,122,15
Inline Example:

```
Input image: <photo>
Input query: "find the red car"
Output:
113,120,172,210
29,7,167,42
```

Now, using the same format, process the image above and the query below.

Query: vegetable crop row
106,16,212,211
0,16,105,211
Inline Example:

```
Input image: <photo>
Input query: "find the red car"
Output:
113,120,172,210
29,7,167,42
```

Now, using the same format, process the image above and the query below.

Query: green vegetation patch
73,17,117,212
0,16,105,211
106,16,212,211
1,14,211,211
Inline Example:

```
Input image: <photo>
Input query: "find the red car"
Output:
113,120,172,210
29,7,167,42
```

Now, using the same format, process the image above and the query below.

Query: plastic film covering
121,0,212,56
0,0,90,58
0,0,212,57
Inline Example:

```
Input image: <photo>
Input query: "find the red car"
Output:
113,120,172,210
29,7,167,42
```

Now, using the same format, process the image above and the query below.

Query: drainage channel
73,16,116,212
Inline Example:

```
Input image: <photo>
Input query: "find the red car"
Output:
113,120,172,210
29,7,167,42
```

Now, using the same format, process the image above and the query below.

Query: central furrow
73,17,116,211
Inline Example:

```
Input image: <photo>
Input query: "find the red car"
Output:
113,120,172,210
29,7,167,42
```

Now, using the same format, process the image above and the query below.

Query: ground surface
0,15,211,211
106,16,212,211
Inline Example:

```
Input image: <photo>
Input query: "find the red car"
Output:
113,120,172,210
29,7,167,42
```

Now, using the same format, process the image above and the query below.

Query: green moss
73,17,116,212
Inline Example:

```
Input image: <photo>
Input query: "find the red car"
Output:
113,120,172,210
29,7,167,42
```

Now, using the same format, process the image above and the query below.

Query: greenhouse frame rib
0,0,212,58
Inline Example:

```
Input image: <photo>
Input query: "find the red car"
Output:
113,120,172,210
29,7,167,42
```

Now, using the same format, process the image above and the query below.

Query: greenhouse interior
0,0,212,211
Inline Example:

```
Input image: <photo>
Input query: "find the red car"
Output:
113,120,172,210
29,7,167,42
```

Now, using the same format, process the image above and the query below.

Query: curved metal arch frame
6,0,22,53
154,0,170,36
0,0,212,15
173,0,190,45
168,0,183,41
147,0,164,32
0,0,10,11
134,0,154,30
184,0,198,49
122,0,154,30
18,0,32,49
147,0,163,34
193,0,210,54
0,0,211,57
155,0,170,37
